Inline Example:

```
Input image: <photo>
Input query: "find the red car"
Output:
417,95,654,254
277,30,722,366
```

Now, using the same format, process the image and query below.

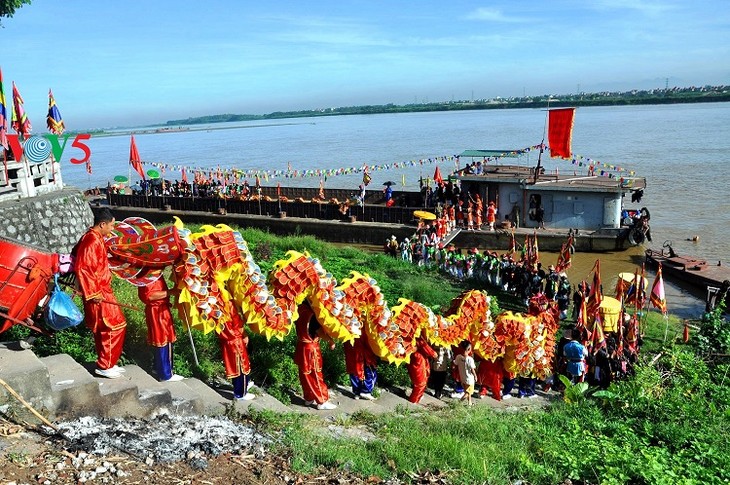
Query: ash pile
56,410,270,467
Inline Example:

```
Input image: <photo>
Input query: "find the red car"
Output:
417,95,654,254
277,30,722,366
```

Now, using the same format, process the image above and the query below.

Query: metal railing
107,193,423,225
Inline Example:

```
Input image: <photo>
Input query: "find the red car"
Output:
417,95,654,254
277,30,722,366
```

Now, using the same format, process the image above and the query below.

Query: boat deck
645,247,730,291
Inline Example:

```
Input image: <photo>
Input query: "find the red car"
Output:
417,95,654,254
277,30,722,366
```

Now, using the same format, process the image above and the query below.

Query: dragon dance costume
74,227,127,371
219,300,253,399
344,336,378,398
294,303,330,405
407,336,437,403
137,278,177,381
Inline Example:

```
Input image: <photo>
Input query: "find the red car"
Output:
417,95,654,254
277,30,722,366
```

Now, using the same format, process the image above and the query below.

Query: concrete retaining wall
0,187,93,253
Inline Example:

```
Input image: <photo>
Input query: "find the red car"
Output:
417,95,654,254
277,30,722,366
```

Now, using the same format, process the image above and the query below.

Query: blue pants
518,377,536,397
502,376,516,395
153,344,173,381
350,366,377,395
233,374,251,399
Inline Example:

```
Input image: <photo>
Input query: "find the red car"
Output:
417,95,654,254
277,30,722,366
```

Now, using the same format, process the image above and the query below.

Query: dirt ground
0,419,448,485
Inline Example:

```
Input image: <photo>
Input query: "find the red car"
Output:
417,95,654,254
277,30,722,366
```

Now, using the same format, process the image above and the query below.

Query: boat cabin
454,150,646,231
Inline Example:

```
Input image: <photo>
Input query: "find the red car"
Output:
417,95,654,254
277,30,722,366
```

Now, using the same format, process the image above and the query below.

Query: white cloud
464,7,528,23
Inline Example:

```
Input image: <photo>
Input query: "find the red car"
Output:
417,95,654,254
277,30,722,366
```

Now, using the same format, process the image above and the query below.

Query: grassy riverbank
8,224,729,483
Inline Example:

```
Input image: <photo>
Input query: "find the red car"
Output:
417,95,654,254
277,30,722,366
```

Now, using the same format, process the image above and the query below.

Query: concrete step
158,378,208,415
39,353,102,419
0,342,54,421
180,377,228,415
119,365,174,415
230,385,291,414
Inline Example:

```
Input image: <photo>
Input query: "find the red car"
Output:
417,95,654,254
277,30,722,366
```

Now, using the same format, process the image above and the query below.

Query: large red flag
129,135,145,180
548,108,575,159
181,168,188,183
434,165,443,185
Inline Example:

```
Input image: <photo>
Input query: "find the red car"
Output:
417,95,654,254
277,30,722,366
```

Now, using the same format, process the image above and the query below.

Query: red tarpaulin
548,108,575,159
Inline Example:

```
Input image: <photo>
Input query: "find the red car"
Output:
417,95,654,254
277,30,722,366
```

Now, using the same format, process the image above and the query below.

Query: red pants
407,352,430,403
477,359,504,401
297,342,329,404
93,326,127,370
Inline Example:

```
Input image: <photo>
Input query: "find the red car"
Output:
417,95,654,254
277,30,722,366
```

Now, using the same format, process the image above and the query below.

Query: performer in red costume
294,302,337,410
219,300,255,400
137,277,183,382
487,201,497,230
343,336,378,400
74,208,127,379
407,335,437,404
474,194,484,229
477,357,505,401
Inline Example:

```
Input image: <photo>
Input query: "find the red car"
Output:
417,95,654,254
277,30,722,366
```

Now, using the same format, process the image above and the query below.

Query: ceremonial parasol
413,210,437,221
618,272,648,290
113,175,129,184
599,296,622,332
147,169,160,179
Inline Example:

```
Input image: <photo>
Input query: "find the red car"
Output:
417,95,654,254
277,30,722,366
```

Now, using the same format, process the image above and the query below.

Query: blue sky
1,0,727,130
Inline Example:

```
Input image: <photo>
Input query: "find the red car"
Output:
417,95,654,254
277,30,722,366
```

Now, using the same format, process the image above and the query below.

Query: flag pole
534,97,551,184
179,303,199,367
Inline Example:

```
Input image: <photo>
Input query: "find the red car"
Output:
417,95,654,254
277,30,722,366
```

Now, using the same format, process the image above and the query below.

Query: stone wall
0,187,93,253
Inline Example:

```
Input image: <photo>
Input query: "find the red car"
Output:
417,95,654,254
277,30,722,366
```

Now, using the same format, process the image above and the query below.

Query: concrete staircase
0,342,552,425
0,343,231,422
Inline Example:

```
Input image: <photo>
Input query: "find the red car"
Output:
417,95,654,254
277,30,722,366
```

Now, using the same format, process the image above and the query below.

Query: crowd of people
382,226,644,402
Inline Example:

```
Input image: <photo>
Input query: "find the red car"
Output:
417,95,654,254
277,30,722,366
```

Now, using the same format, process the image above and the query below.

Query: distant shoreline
163,85,729,127
91,121,316,138
87,85,729,136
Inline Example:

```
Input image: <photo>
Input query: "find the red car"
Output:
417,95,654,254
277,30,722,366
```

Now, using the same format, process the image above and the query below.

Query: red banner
548,108,575,159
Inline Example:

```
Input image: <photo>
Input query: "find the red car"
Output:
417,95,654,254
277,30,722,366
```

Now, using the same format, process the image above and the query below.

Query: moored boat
645,241,730,298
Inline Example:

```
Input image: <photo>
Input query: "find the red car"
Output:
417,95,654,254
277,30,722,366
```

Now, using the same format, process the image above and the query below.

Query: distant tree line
167,85,730,126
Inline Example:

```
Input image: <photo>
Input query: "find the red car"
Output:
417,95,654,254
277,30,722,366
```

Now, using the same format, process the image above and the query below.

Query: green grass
9,223,729,483
255,347,729,484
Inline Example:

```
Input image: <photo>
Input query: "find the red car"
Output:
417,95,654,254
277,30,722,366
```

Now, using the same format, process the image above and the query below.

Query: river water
65,103,730,317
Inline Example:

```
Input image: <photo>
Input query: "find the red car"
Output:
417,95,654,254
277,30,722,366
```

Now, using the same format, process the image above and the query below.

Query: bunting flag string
127,143,639,184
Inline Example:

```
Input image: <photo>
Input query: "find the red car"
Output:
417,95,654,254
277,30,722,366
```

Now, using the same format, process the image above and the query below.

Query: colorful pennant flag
11,81,32,140
46,89,65,135
650,263,667,314
0,68,7,149
587,259,603,315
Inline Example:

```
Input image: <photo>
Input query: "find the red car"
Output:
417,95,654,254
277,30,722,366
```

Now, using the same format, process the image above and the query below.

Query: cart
0,235,60,335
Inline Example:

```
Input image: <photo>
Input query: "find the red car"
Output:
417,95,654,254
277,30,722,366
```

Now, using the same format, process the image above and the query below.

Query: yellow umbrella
618,272,648,290
413,210,437,221
599,296,622,333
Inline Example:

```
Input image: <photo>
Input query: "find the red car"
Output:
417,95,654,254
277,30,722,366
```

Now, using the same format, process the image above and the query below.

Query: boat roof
454,164,647,193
